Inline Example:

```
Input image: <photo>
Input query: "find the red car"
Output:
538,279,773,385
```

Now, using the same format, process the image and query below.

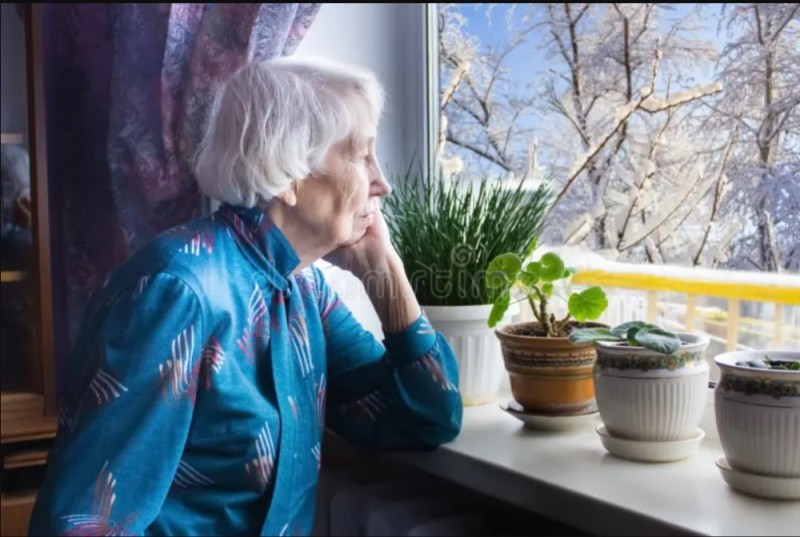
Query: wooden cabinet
0,492,37,537
1,4,56,535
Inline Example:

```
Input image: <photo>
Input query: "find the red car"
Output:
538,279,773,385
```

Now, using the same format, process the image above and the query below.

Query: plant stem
555,313,572,336
527,295,543,325
532,286,554,336
550,313,558,335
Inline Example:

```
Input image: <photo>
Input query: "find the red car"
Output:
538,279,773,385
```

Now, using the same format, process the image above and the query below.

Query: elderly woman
30,58,462,536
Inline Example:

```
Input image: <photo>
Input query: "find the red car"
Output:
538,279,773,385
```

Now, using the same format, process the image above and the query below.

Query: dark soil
510,321,606,338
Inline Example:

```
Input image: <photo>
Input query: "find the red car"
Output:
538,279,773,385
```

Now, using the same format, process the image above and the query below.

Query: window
429,3,800,359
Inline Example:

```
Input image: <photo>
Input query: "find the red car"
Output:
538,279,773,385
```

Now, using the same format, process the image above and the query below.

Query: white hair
194,57,385,207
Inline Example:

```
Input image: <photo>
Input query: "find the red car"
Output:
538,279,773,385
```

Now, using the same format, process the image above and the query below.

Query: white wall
295,3,428,337
295,3,427,177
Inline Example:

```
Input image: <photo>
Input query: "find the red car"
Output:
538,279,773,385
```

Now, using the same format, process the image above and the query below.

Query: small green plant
485,250,608,337
736,356,800,370
569,321,682,355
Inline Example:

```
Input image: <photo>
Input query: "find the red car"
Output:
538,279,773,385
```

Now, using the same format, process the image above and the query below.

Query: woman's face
292,125,391,249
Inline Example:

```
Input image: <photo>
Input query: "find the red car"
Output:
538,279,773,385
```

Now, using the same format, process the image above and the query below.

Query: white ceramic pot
714,350,800,477
424,303,517,406
594,333,710,441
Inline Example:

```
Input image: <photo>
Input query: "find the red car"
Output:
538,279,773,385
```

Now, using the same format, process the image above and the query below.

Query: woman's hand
324,210,421,334
324,210,399,279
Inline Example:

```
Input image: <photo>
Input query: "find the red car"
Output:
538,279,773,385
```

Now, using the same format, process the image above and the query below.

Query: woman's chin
338,228,367,247
331,215,372,248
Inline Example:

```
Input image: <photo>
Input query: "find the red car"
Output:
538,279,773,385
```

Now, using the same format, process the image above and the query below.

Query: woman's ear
277,181,299,207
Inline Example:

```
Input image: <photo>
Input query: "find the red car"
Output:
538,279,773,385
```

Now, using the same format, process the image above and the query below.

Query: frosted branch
639,82,724,113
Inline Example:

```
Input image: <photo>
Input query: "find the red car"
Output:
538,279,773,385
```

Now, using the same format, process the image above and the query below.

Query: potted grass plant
384,169,551,406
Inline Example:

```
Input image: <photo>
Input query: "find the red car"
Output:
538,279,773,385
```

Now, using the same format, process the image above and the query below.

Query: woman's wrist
361,251,421,334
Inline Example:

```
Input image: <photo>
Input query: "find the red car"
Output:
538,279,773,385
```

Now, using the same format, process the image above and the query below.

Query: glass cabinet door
1,2,56,443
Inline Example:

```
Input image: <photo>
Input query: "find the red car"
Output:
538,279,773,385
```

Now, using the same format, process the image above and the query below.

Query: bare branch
693,120,739,265
446,134,513,172
617,106,676,247
771,4,800,41
441,61,469,110
753,5,765,46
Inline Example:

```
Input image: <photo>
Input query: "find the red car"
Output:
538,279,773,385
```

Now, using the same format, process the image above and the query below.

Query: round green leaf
633,328,681,355
539,253,566,282
488,290,511,328
524,261,541,277
518,271,539,288
626,326,644,347
486,253,522,290
611,321,649,338
568,327,618,344
567,286,609,322
542,282,554,297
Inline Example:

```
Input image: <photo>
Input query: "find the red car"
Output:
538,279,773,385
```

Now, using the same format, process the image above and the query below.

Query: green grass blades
384,169,552,306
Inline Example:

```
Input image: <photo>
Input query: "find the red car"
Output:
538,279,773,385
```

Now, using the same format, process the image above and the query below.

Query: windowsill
391,390,798,536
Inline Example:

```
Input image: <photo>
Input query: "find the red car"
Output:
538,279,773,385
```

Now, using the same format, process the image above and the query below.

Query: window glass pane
435,3,799,362
1,2,36,393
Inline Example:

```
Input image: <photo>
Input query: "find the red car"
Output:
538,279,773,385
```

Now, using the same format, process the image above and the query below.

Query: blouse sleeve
29,273,206,536
313,267,462,450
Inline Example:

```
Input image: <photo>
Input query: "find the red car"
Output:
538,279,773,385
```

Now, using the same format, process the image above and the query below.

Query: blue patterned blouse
29,204,463,536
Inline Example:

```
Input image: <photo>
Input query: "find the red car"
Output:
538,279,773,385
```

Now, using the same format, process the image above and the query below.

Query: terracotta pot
495,321,603,415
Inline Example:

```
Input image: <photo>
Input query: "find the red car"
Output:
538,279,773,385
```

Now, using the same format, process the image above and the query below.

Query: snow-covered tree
437,3,541,179
437,3,798,271
711,3,800,272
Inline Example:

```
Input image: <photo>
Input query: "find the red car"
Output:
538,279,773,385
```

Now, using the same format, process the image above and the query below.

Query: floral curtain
43,3,321,347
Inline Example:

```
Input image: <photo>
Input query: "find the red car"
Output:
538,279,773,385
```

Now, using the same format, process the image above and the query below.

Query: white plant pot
594,334,710,441
424,304,517,406
714,350,800,477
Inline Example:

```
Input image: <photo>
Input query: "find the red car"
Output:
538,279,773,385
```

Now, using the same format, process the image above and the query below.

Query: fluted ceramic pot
594,333,710,441
714,350,800,477
424,304,517,406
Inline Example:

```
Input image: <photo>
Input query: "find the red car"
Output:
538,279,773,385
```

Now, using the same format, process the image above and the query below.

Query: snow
541,245,800,289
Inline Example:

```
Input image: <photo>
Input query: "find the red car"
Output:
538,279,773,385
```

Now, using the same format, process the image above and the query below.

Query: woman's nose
370,164,391,198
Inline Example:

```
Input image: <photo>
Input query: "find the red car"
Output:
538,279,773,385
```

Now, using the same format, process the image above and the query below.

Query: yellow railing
571,265,800,351
573,269,800,305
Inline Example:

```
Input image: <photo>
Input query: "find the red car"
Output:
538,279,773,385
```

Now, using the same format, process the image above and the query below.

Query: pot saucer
715,456,800,501
596,424,704,463
500,400,599,432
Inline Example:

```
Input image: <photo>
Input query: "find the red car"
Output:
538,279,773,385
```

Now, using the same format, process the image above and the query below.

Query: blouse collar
217,204,301,290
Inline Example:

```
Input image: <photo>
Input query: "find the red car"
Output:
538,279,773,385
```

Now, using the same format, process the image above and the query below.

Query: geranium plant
486,250,608,336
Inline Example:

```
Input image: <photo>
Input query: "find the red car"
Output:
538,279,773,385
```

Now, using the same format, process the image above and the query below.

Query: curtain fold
43,3,321,347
